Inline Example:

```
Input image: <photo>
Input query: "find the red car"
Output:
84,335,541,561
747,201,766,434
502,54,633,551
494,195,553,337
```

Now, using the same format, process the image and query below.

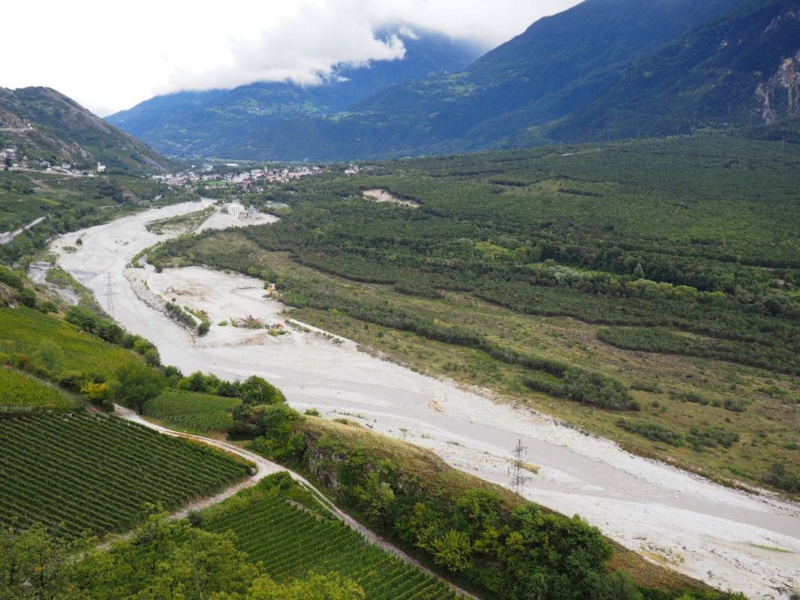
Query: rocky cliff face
757,49,800,123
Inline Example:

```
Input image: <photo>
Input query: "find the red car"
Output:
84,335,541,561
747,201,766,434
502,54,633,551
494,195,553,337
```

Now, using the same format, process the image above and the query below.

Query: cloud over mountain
1,0,580,115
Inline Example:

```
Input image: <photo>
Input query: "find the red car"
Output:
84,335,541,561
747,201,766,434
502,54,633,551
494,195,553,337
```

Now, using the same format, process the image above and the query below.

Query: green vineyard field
0,412,251,539
0,307,140,379
144,389,240,434
0,367,75,409
204,482,459,599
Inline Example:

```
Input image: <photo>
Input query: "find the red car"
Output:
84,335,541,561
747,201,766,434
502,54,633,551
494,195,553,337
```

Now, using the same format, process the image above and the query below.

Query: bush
57,371,87,392
0,266,26,291
616,419,684,447
15,288,36,308
239,375,286,406
762,462,800,494
722,398,747,413
227,421,261,440
197,319,211,336
686,427,739,451
589,571,642,600
525,368,638,410
81,382,112,403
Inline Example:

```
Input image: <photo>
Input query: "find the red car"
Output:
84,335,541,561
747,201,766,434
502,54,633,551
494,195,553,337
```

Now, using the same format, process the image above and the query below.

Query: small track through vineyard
0,412,251,539
205,491,460,599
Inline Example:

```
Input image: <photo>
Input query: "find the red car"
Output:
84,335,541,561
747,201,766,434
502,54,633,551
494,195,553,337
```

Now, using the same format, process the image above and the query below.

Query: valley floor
52,200,800,599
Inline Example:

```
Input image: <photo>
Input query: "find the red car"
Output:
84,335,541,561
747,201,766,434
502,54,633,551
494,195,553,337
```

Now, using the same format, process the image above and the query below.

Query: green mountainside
551,0,800,140
108,0,800,161
342,0,746,152
0,87,174,173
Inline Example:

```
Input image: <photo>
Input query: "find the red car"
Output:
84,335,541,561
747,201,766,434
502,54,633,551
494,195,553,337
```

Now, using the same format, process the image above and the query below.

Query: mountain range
74,0,800,161
0,87,173,173
108,28,481,159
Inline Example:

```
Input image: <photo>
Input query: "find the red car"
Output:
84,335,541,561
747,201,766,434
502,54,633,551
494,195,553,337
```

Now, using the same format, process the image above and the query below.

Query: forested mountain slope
102,0,800,160
0,87,173,173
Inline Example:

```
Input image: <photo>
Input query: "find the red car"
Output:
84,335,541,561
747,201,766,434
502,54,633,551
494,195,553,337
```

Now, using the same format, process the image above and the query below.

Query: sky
4,0,582,117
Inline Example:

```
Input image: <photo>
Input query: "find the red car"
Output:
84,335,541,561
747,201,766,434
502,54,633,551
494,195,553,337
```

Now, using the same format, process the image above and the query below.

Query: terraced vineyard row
0,307,140,377
0,367,76,409
205,491,459,599
144,389,240,433
0,412,251,539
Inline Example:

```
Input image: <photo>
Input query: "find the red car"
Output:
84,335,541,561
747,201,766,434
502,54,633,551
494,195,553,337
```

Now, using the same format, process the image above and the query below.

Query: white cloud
3,0,582,116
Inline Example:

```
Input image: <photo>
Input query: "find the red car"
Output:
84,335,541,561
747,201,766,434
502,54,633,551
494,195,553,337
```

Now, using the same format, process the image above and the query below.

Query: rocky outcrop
757,50,800,123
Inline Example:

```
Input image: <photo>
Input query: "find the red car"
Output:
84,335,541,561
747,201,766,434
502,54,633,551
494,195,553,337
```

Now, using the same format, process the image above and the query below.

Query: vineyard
0,307,140,379
0,367,76,409
204,477,459,599
144,389,240,433
0,412,251,539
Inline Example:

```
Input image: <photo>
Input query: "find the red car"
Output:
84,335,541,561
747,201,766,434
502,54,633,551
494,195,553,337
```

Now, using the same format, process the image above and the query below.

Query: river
51,200,800,598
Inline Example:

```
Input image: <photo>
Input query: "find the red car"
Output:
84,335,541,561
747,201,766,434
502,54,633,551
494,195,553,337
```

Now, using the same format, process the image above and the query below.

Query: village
150,162,364,191
1,143,108,176
1,139,366,186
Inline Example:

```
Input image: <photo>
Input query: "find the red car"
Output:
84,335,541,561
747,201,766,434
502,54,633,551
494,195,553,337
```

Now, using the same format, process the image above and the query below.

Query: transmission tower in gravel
102,273,116,318
509,438,531,494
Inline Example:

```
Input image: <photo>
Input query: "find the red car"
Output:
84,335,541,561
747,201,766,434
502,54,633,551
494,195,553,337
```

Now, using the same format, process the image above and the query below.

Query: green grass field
144,389,241,434
0,412,252,539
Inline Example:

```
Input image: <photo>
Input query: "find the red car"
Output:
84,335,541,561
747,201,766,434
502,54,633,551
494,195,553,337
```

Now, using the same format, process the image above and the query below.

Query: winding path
113,404,476,599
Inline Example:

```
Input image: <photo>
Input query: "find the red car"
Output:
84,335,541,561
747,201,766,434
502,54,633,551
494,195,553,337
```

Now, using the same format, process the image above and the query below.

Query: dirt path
0,216,46,245
53,201,800,599
113,404,476,598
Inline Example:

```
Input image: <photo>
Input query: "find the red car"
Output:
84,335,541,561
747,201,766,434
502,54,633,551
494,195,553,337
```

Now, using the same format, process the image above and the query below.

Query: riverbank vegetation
236,404,742,600
149,133,800,495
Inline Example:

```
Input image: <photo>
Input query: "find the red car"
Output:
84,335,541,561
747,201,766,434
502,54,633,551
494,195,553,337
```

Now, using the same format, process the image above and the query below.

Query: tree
430,529,472,572
242,572,365,600
0,524,76,597
239,375,286,405
112,362,165,413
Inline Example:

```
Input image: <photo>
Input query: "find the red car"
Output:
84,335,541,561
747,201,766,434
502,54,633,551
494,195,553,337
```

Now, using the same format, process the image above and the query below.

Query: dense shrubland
148,135,800,493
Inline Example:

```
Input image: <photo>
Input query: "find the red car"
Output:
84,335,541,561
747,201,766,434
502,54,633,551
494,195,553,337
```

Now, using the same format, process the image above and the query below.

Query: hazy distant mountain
107,27,481,157
109,0,800,161
0,87,173,173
